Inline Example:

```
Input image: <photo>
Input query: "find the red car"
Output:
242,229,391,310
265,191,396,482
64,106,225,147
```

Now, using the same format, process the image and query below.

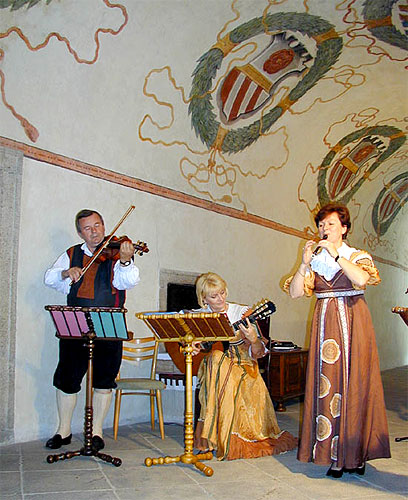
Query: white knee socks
92,389,113,438
56,389,77,438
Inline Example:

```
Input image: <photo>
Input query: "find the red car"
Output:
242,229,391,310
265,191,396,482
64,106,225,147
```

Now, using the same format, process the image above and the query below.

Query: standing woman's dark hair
314,202,351,239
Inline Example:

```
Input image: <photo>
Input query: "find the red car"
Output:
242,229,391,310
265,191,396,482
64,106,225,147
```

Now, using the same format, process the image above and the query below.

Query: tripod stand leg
47,450,81,463
145,455,181,466
96,451,122,467
194,459,214,476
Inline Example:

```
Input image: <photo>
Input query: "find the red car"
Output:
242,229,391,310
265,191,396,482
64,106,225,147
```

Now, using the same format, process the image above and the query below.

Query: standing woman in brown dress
285,203,390,478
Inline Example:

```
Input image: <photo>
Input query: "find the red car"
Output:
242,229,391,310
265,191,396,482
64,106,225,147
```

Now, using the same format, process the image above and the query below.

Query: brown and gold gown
194,302,298,461
285,244,390,469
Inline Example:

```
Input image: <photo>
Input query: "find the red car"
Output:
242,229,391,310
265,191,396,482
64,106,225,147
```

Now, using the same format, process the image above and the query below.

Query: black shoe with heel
344,463,366,476
326,466,343,478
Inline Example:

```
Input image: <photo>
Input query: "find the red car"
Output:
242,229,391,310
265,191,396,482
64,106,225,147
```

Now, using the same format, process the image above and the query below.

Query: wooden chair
113,336,166,440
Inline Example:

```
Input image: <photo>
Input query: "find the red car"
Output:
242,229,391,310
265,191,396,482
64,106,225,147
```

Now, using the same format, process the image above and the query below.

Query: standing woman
285,203,390,477
193,272,297,461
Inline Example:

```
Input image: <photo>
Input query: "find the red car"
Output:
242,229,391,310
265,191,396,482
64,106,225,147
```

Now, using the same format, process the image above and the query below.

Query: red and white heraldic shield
219,32,312,124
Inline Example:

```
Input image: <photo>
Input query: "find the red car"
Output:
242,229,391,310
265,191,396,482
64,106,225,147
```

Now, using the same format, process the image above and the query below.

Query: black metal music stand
136,311,236,477
44,305,130,467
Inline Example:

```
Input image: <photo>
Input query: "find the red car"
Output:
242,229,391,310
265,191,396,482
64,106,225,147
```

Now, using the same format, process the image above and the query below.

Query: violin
95,235,149,263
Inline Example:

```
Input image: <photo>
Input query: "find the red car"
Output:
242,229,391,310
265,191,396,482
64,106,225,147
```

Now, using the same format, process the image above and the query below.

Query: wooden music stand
136,311,236,477
44,305,131,467
392,306,408,442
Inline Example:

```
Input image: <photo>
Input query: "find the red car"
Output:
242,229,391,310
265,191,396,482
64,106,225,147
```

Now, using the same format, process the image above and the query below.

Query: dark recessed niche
166,283,199,312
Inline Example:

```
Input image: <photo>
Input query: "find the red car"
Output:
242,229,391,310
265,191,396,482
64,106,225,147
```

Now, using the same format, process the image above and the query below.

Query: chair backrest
121,336,159,380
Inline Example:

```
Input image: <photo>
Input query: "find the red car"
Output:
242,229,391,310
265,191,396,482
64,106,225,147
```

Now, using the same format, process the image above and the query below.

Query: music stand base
145,451,213,476
47,447,122,467
43,309,129,469
136,311,236,477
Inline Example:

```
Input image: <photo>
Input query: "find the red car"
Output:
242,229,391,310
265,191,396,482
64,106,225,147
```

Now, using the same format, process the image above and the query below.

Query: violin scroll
133,240,149,256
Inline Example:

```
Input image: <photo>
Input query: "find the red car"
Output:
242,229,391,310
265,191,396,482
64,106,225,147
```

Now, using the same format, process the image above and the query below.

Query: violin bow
70,205,135,285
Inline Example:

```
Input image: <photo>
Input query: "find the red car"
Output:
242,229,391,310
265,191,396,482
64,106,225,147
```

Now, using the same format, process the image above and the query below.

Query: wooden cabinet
261,348,308,411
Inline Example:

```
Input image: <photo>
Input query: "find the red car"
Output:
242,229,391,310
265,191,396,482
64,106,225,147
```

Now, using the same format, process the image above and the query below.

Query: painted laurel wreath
0,0,53,11
318,125,407,206
363,0,408,51
372,171,408,236
189,12,343,154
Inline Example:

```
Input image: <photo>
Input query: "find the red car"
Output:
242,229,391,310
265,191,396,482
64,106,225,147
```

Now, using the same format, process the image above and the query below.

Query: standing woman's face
318,212,347,247
204,288,227,312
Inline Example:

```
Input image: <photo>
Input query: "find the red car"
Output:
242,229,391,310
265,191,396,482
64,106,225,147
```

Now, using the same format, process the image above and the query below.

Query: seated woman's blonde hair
195,272,228,307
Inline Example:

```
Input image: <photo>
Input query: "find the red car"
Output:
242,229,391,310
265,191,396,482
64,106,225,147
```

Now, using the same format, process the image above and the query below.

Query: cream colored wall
14,157,407,442
0,0,405,442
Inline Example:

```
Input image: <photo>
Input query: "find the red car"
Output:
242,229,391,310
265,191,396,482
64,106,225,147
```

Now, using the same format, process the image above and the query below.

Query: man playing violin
44,209,140,451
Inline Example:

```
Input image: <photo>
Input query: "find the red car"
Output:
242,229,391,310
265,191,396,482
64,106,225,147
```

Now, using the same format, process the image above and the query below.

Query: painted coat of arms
218,33,312,124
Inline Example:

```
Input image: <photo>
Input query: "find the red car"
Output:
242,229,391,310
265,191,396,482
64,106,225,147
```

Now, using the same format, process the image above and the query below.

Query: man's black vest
66,244,125,307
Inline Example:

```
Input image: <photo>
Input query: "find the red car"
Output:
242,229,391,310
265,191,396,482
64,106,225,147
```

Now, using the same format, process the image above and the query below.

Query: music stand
392,307,408,442
136,311,236,476
44,305,131,467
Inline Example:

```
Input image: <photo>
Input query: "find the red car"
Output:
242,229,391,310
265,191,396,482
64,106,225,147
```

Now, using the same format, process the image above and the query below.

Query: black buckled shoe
326,466,343,478
92,435,105,451
45,433,72,449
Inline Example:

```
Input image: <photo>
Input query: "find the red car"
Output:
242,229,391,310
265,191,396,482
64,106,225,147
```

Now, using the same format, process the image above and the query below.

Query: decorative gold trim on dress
312,29,339,45
350,250,373,265
330,393,341,418
321,339,340,364
237,64,272,92
212,34,238,56
350,250,381,287
315,290,364,299
283,271,315,297
319,374,331,398
231,431,258,443
331,435,339,461
316,414,332,441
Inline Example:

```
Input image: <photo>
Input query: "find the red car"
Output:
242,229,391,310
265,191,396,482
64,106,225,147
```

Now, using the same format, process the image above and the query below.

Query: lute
200,299,276,351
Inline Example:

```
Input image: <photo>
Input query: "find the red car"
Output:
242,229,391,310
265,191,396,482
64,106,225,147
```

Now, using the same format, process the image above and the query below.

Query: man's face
77,213,105,253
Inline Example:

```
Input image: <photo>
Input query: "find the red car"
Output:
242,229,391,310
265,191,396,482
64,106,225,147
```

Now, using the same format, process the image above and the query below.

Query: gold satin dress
194,302,298,460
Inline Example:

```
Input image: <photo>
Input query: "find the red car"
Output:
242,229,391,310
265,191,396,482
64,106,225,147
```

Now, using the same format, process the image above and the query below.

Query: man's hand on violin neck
62,267,83,283
119,240,134,263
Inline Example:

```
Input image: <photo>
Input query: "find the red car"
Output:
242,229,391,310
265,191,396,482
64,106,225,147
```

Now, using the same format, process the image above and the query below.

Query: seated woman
193,272,297,461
